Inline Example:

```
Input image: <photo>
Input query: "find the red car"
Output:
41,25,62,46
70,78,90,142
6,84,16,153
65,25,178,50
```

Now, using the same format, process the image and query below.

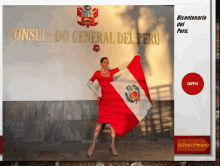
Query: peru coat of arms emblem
125,84,140,104
77,5,98,28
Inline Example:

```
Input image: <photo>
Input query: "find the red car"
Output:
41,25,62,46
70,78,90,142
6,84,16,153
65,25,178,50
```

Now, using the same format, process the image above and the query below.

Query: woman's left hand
97,96,101,107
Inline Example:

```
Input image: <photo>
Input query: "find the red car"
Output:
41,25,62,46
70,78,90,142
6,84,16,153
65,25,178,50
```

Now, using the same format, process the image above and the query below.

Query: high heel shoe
110,145,118,157
87,144,95,157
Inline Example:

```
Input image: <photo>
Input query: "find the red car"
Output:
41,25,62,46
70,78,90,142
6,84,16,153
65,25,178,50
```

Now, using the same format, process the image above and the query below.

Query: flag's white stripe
111,68,152,122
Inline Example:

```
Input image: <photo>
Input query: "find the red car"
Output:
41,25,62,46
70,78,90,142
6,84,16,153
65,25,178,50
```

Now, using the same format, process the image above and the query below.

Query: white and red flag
109,55,152,138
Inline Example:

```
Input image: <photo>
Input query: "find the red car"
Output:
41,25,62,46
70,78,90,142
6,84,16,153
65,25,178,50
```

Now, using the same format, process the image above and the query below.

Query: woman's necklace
100,68,110,77
101,68,108,73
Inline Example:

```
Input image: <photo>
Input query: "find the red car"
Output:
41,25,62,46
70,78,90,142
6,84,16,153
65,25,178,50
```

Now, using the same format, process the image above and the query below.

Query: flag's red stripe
127,55,152,104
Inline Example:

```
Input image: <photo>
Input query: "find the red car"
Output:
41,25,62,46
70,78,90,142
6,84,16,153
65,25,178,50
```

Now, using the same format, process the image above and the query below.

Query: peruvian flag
110,55,152,138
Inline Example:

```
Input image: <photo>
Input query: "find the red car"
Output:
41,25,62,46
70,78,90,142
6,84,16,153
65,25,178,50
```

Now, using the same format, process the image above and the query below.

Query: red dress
90,67,120,123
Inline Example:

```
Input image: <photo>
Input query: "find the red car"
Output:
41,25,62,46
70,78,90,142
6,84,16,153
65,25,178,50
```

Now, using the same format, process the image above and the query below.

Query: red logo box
174,136,211,154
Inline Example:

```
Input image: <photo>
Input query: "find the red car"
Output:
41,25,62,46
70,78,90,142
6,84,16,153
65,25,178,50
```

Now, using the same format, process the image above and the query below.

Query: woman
87,57,131,157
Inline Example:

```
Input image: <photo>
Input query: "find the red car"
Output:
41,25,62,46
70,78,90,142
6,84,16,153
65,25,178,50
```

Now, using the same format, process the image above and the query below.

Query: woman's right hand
98,93,102,98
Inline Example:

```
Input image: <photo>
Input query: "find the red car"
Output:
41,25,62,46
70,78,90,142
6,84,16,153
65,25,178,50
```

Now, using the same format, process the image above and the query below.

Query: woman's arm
87,80,102,98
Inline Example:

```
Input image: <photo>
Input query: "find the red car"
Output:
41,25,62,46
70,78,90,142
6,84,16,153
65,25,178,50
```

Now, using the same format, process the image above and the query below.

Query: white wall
3,5,174,101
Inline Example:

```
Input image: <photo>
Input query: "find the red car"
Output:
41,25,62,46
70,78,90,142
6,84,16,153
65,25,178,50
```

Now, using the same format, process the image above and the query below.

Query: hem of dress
97,119,111,124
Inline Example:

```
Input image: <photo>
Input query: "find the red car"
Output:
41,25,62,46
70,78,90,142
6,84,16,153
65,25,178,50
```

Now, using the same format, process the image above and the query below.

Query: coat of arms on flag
125,84,140,104
77,5,98,28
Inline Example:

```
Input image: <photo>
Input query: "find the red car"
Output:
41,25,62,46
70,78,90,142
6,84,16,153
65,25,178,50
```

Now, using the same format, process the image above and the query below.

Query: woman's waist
100,87,115,93
101,90,116,95
100,92,122,99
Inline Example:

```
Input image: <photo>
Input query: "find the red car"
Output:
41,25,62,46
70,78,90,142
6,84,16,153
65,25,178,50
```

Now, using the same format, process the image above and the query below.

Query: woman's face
100,59,109,69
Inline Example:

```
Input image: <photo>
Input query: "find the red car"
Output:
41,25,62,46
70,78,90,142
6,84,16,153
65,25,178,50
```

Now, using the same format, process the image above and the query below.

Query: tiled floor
3,139,174,161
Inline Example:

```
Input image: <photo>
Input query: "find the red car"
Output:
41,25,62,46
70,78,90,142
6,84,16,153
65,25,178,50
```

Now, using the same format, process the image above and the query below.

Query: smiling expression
100,59,109,69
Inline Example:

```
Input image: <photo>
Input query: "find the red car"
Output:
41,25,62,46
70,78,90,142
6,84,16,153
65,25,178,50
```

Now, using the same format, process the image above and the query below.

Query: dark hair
100,57,108,64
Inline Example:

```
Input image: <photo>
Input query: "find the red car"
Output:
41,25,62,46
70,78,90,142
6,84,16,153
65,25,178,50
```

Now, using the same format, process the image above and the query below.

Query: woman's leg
110,126,118,155
88,122,102,156
91,122,102,145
